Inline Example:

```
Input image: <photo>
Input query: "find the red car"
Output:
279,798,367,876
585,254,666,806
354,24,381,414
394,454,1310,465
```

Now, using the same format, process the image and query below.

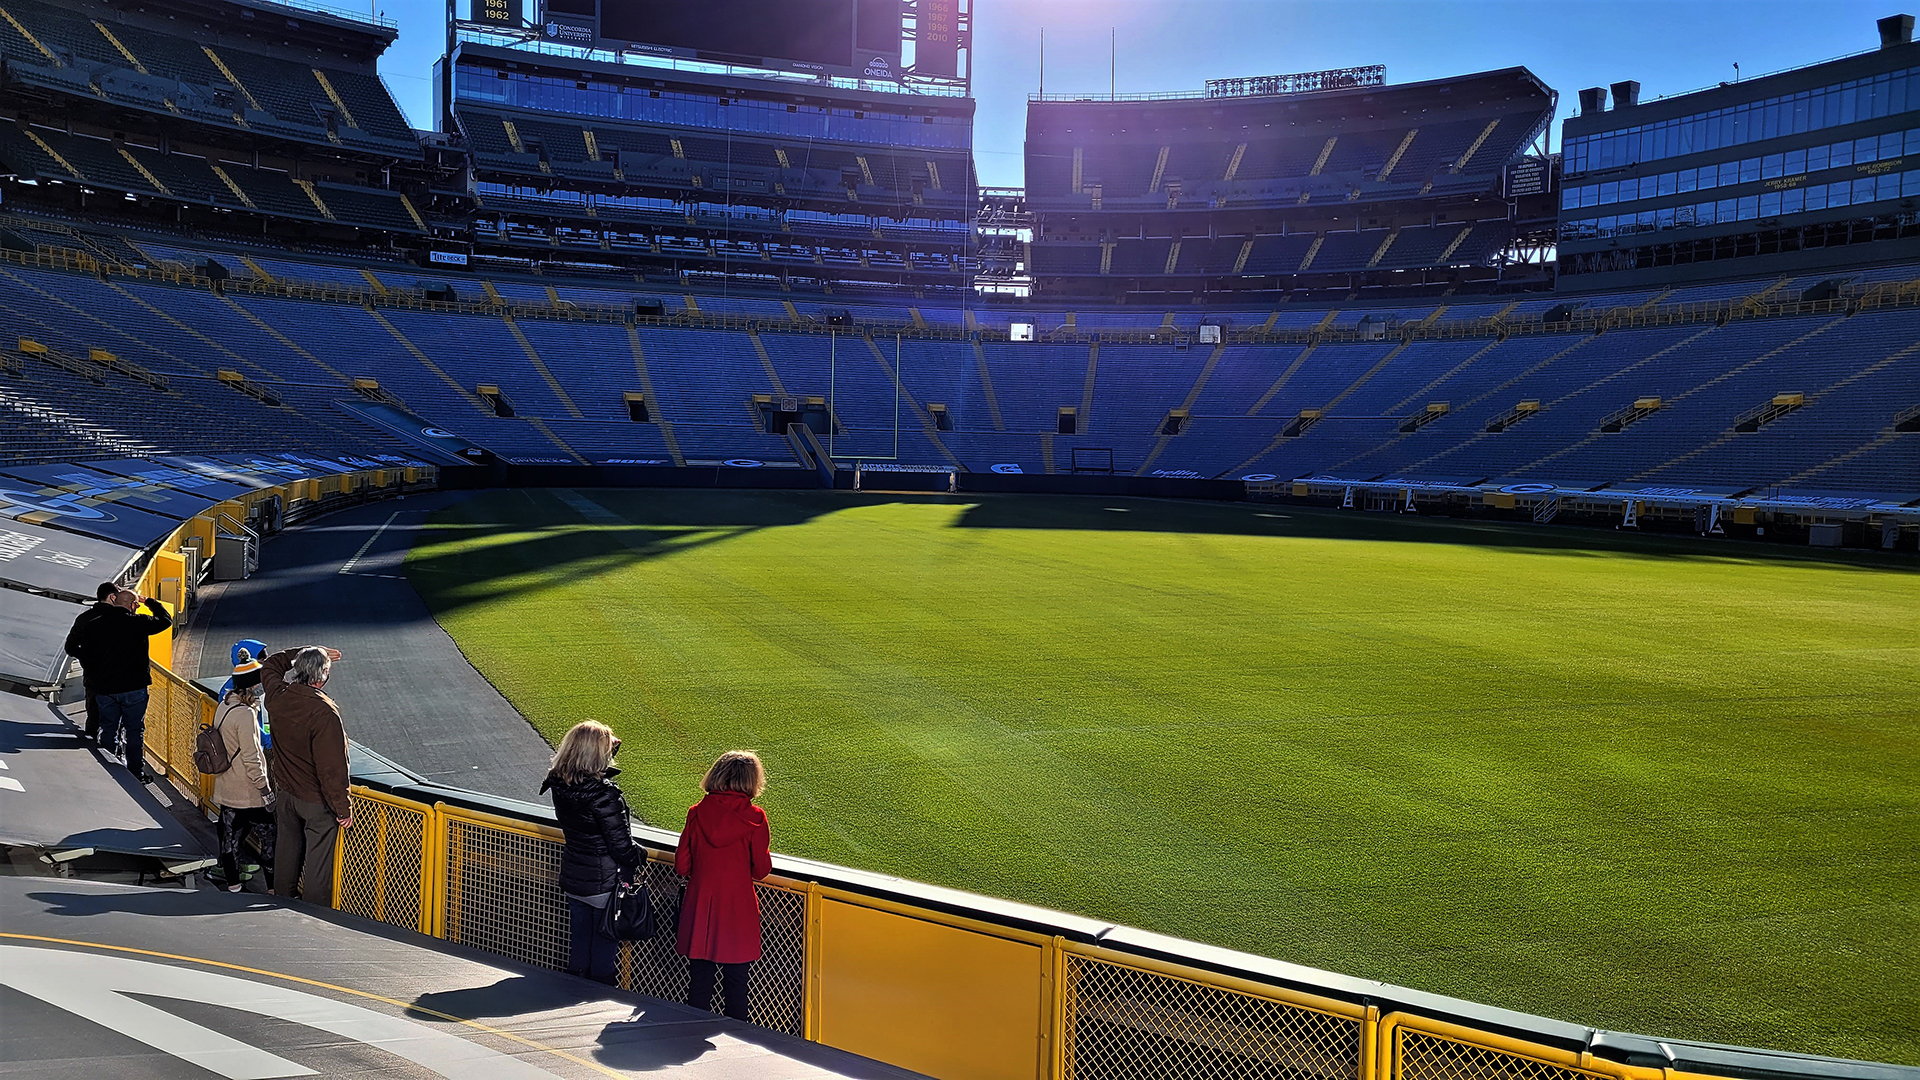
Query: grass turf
406,488,1920,1064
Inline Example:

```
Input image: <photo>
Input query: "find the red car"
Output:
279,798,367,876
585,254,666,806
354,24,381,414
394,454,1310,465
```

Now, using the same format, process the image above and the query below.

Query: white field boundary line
338,511,402,577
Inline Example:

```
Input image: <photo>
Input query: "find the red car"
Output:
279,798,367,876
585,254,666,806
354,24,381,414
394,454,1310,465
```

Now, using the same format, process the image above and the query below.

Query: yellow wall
145,597,175,670
817,898,1046,1080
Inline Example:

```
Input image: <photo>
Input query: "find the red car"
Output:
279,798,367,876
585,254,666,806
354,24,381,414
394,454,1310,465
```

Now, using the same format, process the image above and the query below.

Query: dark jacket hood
540,765,620,795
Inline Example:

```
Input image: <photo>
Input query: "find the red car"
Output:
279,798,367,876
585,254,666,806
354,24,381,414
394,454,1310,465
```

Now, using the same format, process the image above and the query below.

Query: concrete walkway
189,492,555,800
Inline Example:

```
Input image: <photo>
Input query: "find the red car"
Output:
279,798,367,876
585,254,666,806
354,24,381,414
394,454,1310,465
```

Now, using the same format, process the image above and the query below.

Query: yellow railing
143,661,215,803
325,783,1808,1080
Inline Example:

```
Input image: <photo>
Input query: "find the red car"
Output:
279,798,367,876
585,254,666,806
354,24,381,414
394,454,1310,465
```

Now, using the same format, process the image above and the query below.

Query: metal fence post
803,880,824,1041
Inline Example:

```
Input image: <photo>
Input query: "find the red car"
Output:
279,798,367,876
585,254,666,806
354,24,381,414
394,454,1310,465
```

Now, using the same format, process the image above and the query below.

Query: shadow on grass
395,488,1912,622
945,494,1920,572
402,488,850,616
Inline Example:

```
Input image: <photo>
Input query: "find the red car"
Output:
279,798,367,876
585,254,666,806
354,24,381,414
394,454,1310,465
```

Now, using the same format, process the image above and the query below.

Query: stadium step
218,295,354,384
237,256,274,283
1597,397,1662,433
1482,400,1539,433
524,416,589,463
501,316,585,418
21,129,81,181
1079,343,1099,430
1897,403,1920,433
199,46,263,111
1149,145,1170,192
1434,225,1474,264
0,6,61,66
353,378,405,408
310,69,360,130
1247,343,1321,415
1135,343,1227,475
15,339,101,385
971,340,1006,430
209,164,256,209
1322,340,1410,410
399,194,428,232
1400,402,1451,433
217,368,283,408
1376,128,1418,181
1782,429,1904,489
1282,409,1324,438
1298,235,1323,272
1309,136,1336,176
1631,331,1920,483
746,330,788,395
860,333,961,466
86,348,168,392
624,325,684,466
293,179,336,220
116,147,170,196
1453,118,1500,172
1222,141,1246,183
105,280,284,383
1733,392,1806,432
366,310,493,416
1367,226,1413,267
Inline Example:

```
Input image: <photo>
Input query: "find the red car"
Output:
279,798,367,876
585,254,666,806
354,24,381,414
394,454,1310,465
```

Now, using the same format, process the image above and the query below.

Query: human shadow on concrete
26,889,278,918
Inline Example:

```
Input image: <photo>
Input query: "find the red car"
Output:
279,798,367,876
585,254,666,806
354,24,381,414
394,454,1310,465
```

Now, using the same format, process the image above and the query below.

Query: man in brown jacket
260,645,351,902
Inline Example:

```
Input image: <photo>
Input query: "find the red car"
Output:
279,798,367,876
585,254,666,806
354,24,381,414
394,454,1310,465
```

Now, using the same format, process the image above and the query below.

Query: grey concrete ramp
0,692,202,859
0,877,926,1079
190,494,555,800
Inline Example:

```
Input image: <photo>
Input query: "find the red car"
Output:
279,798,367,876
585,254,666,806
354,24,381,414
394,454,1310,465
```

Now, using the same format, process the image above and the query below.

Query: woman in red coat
675,750,771,1020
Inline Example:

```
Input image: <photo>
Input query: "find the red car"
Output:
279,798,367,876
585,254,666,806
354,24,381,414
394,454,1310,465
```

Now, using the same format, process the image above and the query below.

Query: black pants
566,896,619,985
82,691,99,742
217,805,276,885
686,959,751,1020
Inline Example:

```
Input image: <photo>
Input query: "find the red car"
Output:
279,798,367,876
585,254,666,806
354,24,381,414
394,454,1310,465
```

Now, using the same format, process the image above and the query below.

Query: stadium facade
0,5,1916,1080
0,0,1911,522
1559,14,1920,288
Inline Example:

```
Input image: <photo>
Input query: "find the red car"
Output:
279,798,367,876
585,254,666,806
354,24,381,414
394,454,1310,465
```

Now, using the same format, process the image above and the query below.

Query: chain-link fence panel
337,789,433,933
1395,1028,1610,1080
439,810,569,972
616,865,807,1038
1062,951,1364,1080
144,665,210,805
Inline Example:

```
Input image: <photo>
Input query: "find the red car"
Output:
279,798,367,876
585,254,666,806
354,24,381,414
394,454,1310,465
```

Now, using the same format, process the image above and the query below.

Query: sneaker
226,884,242,893
242,863,261,874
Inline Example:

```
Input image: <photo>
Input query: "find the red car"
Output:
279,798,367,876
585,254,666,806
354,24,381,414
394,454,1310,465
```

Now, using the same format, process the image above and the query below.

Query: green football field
405,488,1920,1064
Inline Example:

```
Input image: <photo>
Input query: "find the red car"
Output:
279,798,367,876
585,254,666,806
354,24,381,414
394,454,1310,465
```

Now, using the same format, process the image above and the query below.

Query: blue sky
369,0,1902,188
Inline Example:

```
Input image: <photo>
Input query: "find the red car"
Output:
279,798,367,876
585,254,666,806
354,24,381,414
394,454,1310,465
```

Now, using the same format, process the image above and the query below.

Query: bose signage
428,250,469,267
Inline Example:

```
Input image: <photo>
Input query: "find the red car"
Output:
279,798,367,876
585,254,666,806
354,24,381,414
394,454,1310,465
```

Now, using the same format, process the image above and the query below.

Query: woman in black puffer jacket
540,720,641,984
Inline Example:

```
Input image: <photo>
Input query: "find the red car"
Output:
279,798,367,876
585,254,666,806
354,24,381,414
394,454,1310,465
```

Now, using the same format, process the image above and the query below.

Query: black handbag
600,868,658,942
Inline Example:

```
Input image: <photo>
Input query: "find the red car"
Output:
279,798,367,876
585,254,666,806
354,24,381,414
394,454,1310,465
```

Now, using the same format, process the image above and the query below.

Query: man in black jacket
74,588,173,784
62,582,122,747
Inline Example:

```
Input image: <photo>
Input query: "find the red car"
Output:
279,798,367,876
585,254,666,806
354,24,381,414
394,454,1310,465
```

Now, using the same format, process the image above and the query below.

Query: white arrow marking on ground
0,776,21,791
0,946,565,1079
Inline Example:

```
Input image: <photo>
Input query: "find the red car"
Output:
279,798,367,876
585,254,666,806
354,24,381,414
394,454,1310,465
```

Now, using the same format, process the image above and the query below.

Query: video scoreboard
504,0,958,81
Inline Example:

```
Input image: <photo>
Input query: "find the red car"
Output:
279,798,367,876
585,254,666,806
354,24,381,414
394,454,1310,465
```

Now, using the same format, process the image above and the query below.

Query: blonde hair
702,750,765,798
551,721,617,784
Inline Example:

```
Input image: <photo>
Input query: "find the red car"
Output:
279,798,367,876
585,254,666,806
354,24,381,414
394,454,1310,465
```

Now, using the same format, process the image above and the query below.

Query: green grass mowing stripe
405,488,1920,1064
